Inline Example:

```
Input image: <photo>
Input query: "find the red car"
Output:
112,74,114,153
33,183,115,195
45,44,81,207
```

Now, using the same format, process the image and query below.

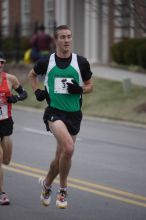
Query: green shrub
111,38,146,69
2,37,14,51
111,41,125,64
20,37,30,50
137,43,146,69
124,38,145,65
1,36,30,61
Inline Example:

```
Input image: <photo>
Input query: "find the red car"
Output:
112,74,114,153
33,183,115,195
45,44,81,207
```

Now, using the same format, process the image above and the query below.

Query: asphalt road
0,107,146,220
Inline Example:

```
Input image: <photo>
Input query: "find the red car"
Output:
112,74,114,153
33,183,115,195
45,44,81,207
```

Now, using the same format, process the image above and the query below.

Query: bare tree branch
85,0,146,33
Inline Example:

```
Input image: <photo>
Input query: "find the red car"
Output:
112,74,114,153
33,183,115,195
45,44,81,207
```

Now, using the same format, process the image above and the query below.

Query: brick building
0,0,146,64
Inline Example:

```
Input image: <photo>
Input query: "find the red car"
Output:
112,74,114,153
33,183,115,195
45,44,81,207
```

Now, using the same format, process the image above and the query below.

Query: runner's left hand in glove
67,80,83,94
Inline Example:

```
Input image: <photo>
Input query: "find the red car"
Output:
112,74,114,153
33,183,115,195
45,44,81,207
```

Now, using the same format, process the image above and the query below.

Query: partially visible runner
28,25,93,209
30,25,55,62
0,52,28,205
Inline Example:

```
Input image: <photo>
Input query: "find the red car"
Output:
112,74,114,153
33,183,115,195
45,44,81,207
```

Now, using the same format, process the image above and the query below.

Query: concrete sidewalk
91,65,146,87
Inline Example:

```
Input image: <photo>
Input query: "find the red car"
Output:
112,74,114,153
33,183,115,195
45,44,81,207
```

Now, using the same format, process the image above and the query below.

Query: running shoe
0,192,10,205
56,189,68,209
38,177,52,206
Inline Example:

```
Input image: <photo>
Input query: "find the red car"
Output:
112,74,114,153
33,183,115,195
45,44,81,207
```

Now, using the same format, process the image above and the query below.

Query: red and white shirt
0,72,12,120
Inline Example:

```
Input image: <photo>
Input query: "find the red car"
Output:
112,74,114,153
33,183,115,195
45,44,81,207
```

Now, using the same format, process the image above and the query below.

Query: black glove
34,89,46,101
67,80,83,94
7,95,19,103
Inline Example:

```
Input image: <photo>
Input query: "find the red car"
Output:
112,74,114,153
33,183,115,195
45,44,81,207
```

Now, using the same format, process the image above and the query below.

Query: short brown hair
54,25,71,39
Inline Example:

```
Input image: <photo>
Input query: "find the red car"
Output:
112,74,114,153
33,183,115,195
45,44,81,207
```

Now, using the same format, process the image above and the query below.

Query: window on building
1,0,9,36
21,0,31,36
44,0,55,36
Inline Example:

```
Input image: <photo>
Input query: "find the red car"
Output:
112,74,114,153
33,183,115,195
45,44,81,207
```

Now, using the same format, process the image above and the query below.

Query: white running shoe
0,192,10,205
56,189,68,209
38,177,52,206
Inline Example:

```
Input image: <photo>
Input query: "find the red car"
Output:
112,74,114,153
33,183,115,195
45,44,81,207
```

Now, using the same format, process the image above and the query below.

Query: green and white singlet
44,53,83,112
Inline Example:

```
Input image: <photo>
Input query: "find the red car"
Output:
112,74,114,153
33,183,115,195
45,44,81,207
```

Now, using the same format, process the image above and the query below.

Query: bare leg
2,136,12,165
45,143,61,186
59,134,76,188
0,144,4,192
0,136,12,193
48,120,76,188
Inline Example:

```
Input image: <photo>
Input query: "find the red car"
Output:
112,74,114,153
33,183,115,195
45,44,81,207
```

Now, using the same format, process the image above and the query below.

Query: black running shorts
0,117,14,140
43,107,82,135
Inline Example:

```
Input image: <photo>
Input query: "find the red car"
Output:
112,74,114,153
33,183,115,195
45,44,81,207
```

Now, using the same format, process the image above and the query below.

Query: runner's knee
3,155,11,165
3,158,11,165
63,140,74,157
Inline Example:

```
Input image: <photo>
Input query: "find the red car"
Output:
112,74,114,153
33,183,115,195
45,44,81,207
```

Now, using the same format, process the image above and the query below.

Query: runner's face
56,29,72,54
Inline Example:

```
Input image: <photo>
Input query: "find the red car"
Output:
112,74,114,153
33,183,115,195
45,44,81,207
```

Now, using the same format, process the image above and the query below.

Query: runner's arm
28,68,46,102
28,68,40,92
7,74,27,103
82,79,93,94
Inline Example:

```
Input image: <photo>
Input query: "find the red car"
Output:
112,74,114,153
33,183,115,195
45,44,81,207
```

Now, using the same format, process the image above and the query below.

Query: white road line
16,125,81,141
23,127,52,136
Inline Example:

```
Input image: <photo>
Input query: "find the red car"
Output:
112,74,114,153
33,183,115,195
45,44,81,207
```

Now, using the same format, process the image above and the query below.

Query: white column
55,0,67,26
84,2,91,59
101,1,109,63
84,0,98,63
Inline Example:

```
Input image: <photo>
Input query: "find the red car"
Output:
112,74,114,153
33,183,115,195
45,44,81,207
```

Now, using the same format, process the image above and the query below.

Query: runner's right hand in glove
34,89,46,101
7,95,19,103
